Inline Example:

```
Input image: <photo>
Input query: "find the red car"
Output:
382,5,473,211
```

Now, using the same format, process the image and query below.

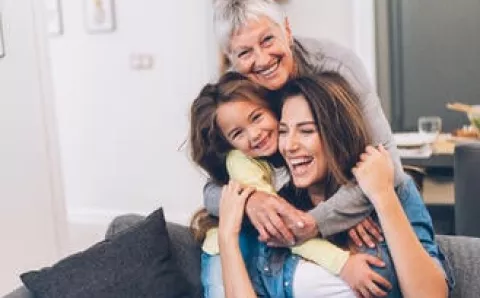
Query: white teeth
289,157,312,166
258,61,279,76
253,135,269,150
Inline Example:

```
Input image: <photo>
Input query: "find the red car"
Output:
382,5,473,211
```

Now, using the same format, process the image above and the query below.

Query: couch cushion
20,208,192,298
437,235,480,298
106,214,203,297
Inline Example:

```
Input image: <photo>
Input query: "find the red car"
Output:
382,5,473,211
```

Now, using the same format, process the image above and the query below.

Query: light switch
0,13,5,58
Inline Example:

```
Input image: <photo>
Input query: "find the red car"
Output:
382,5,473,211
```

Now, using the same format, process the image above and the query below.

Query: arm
308,185,373,237
203,181,222,217
301,37,407,186
218,181,257,298
293,38,408,237
353,146,447,298
228,151,355,275
203,149,278,217
226,150,276,195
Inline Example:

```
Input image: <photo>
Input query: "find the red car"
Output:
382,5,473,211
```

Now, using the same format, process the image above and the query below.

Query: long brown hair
189,72,272,242
276,73,371,197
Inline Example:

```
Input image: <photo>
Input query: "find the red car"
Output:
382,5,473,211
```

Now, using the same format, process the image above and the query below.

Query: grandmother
204,0,409,247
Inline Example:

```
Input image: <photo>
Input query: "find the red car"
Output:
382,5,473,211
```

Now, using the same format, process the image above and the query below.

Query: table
399,134,463,169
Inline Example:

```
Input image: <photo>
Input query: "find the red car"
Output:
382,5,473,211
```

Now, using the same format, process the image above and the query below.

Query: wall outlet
130,53,154,70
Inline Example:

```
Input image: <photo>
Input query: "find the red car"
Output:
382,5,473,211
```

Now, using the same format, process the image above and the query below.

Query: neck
308,183,326,206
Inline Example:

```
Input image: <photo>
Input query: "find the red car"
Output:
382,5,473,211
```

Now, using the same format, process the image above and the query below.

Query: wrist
218,231,239,248
371,188,398,210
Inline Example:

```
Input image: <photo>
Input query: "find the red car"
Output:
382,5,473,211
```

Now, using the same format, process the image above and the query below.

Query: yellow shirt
202,150,350,275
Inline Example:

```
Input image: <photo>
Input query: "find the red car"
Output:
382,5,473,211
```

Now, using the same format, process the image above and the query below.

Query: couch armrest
437,235,480,298
104,214,145,239
3,286,34,298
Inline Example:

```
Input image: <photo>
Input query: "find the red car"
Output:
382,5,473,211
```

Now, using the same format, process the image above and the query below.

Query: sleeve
203,180,222,217
309,185,374,237
298,38,409,236
309,38,407,186
226,150,276,195
291,239,350,275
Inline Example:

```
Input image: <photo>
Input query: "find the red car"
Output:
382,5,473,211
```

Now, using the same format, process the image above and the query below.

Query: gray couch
5,215,480,298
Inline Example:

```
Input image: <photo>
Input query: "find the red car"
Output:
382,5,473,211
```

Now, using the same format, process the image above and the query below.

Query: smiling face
216,98,278,158
228,16,295,91
278,95,328,189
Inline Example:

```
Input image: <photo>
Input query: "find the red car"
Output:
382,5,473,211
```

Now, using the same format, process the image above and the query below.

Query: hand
287,212,319,245
245,192,304,246
218,180,255,240
352,145,395,205
348,217,384,248
266,210,319,247
340,253,392,298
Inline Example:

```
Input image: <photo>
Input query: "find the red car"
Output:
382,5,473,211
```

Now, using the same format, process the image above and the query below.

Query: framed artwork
45,0,63,36
84,0,115,33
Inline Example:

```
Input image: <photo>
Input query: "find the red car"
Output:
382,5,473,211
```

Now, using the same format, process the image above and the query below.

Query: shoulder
226,150,270,172
294,36,373,94
295,36,360,68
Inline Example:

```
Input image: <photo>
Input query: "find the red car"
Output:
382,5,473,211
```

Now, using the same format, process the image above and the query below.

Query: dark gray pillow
20,208,192,298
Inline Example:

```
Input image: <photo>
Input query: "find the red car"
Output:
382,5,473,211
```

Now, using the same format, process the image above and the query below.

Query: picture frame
84,0,115,33
45,0,63,36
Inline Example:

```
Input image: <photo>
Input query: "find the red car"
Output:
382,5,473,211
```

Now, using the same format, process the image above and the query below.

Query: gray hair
213,0,286,53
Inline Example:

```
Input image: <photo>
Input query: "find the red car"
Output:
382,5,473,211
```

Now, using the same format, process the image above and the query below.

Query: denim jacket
202,177,455,298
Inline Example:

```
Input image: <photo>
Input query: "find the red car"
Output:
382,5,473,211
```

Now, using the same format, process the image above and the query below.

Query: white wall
47,1,376,250
0,0,67,293
49,1,215,231
283,0,376,85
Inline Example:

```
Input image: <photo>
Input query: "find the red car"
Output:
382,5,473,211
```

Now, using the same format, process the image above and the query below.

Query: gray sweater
204,37,408,237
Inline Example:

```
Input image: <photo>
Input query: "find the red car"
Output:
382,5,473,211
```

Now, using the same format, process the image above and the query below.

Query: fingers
378,144,389,156
363,254,385,268
365,280,388,297
275,200,305,229
369,270,393,291
257,212,285,242
348,228,363,247
364,217,384,242
268,211,295,245
359,153,369,162
365,145,378,155
358,286,371,298
253,222,270,242
354,291,363,298
356,223,375,248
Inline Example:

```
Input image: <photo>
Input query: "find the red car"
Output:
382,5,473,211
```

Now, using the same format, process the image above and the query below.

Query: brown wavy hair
275,73,372,198
189,72,272,242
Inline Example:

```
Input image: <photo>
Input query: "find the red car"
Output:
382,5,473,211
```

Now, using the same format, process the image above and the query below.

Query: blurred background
1,0,479,294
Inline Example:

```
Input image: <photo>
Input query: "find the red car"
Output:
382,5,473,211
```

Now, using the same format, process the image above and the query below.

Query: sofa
5,214,480,298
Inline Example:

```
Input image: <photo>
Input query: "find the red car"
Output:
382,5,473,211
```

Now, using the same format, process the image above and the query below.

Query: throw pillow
21,207,192,298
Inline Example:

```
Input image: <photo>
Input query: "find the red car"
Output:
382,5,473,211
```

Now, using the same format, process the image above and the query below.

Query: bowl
467,105,480,130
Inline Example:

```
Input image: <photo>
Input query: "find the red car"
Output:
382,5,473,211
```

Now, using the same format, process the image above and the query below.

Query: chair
403,165,426,193
454,142,480,237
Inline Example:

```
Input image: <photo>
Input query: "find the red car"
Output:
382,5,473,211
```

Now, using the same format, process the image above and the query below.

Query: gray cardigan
204,37,408,237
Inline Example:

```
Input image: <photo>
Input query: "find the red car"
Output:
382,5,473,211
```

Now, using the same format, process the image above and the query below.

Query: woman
205,0,405,247
217,75,449,298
